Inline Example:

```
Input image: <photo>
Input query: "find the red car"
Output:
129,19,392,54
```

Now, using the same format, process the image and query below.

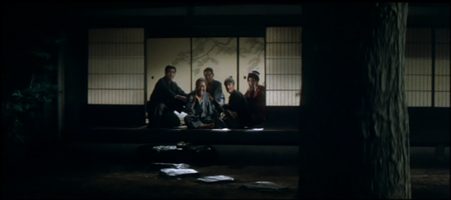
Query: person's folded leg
223,109,242,129
213,118,227,129
184,115,202,129
162,110,181,128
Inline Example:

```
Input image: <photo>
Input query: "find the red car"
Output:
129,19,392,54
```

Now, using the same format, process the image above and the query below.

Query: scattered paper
197,175,235,183
152,145,183,152
151,163,190,169
174,111,188,125
160,168,199,177
245,128,264,131
241,181,287,191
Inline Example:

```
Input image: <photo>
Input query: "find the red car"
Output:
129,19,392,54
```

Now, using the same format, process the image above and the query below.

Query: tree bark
299,3,410,199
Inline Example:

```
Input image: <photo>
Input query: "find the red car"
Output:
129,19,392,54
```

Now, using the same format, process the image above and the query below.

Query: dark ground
2,144,449,199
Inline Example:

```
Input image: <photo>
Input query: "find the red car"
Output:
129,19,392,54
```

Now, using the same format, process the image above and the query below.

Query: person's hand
180,96,188,102
175,95,188,102
220,104,225,107
253,84,259,92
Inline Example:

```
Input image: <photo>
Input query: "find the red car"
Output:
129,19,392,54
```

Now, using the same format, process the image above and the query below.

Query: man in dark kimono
146,65,188,128
184,78,226,129
221,77,252,129
203,67,225,105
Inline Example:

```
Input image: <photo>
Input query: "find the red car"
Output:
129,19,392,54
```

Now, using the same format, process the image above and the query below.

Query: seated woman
184,78,227,129
244,70,266,127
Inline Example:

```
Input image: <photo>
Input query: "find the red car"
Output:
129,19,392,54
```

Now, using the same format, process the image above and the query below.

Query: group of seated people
146,65,265,129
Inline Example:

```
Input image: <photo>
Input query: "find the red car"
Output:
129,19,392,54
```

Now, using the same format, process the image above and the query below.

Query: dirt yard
2,145,449,199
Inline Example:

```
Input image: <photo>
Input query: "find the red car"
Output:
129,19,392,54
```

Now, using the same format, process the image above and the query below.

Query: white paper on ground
160,168,198,176
197,175,235,182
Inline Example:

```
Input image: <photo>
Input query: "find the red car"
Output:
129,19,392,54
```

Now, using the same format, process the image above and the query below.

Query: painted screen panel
146,38,192,97
191,37,238,102
238,37,265,93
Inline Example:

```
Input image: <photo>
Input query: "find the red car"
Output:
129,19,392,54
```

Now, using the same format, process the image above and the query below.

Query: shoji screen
434,28,450,107
88,28,145,105
265,27,302,106
405,28,432,107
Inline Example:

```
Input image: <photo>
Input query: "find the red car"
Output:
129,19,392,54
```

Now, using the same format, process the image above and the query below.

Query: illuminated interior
87,27,450,107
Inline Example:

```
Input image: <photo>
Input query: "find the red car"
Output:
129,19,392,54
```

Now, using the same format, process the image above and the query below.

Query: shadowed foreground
2,145,449,199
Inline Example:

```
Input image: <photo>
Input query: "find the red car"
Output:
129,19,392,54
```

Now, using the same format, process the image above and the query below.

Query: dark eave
2,3,449,30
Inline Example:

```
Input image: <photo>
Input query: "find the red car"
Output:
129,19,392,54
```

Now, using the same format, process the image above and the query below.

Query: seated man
184,78,227,129
203,67,225,105
221,76,252,129
147,65,188,128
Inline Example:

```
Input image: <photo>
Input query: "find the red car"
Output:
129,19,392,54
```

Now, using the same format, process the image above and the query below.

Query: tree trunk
299,3,410,199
